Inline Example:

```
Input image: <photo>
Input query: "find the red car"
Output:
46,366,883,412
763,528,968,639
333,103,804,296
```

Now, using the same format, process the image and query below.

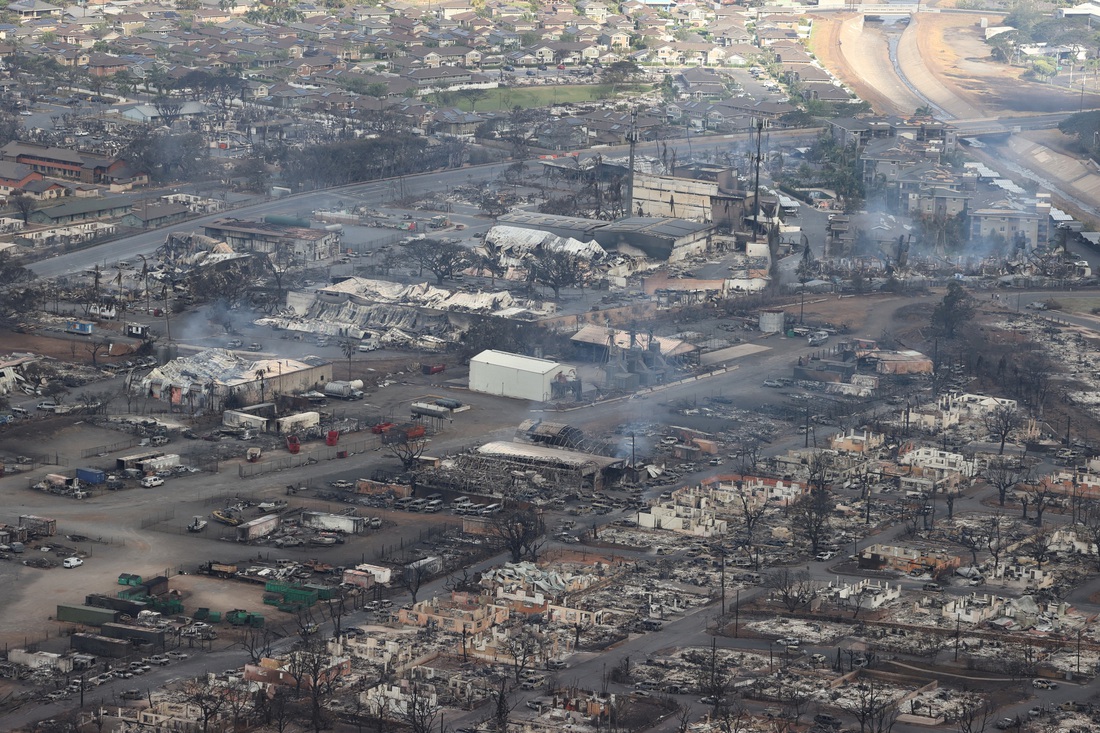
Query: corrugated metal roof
571,325,697,357
470,349,562,374
477,440,622,469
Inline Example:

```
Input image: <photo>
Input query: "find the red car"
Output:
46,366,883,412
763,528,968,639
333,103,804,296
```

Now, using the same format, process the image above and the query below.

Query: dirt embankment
813,9,1100,120
810,14,927,116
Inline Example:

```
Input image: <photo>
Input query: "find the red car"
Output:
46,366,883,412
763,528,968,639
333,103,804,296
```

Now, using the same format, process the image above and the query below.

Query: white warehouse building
468,350,569,402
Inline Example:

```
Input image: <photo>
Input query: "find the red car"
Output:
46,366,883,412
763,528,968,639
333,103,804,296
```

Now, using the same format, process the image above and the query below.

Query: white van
141,475,165,488
10,407,29,418
394,497,415,510
480,503,502,516
424,499,444,513
63,557,84,568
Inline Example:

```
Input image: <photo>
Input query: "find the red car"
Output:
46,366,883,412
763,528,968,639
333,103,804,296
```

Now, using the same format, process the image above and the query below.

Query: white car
141,475,165,488
62,557,83,568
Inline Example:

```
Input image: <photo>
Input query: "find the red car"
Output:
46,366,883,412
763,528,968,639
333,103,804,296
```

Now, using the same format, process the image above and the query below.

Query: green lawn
430,83,652,112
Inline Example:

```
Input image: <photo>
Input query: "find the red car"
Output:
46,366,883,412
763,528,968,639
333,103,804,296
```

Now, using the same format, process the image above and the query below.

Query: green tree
1024,56,1057,82
601,60,641,93
527,249,580,299
339,337,356,380
1058,110,1100,158
405,239,471,285
930,281,974,339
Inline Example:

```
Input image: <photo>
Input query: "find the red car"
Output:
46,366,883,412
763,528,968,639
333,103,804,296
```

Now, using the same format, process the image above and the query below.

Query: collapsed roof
483,225,607,263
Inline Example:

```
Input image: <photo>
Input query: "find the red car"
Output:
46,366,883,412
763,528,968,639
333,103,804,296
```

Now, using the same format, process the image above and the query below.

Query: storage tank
758,310,785,333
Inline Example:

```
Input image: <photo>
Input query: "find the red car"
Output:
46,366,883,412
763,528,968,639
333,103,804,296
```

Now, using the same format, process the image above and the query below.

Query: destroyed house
858,543,960,574
140,349,330,408
204,218,341,261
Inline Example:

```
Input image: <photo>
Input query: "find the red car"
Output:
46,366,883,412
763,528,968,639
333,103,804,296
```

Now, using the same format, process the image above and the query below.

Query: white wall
469,358,565,402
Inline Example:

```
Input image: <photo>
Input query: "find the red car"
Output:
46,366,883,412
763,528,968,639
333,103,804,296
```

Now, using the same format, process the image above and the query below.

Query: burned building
139,349,331,409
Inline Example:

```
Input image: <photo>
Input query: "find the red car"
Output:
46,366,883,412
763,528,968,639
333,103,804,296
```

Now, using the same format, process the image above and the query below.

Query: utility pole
733,587,739,638
751,117,764,242
625,107,637,219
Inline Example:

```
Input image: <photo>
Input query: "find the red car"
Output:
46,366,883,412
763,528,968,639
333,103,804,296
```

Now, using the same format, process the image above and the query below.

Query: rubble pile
744,618,850,645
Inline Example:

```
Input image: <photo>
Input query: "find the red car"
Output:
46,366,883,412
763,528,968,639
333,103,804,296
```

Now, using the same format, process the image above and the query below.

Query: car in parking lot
167,651,189,660
148,655,170,665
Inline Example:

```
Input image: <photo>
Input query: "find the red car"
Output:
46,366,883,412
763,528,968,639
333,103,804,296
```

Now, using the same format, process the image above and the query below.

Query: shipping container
85,594,147,617
341,569,376,589
404,556,442,583
139,454,180,472
354,563,392,585
57,604,121,626
115,451,163,470
235,514,281,542
19,515,57,537
100,622,165,649
70,632,131,658
301,511,364,534
75,468,106,485
139,576,169,597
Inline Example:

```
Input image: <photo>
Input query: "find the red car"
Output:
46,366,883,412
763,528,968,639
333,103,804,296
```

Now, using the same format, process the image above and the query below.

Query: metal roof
477,441,623,470
470,350,562,374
